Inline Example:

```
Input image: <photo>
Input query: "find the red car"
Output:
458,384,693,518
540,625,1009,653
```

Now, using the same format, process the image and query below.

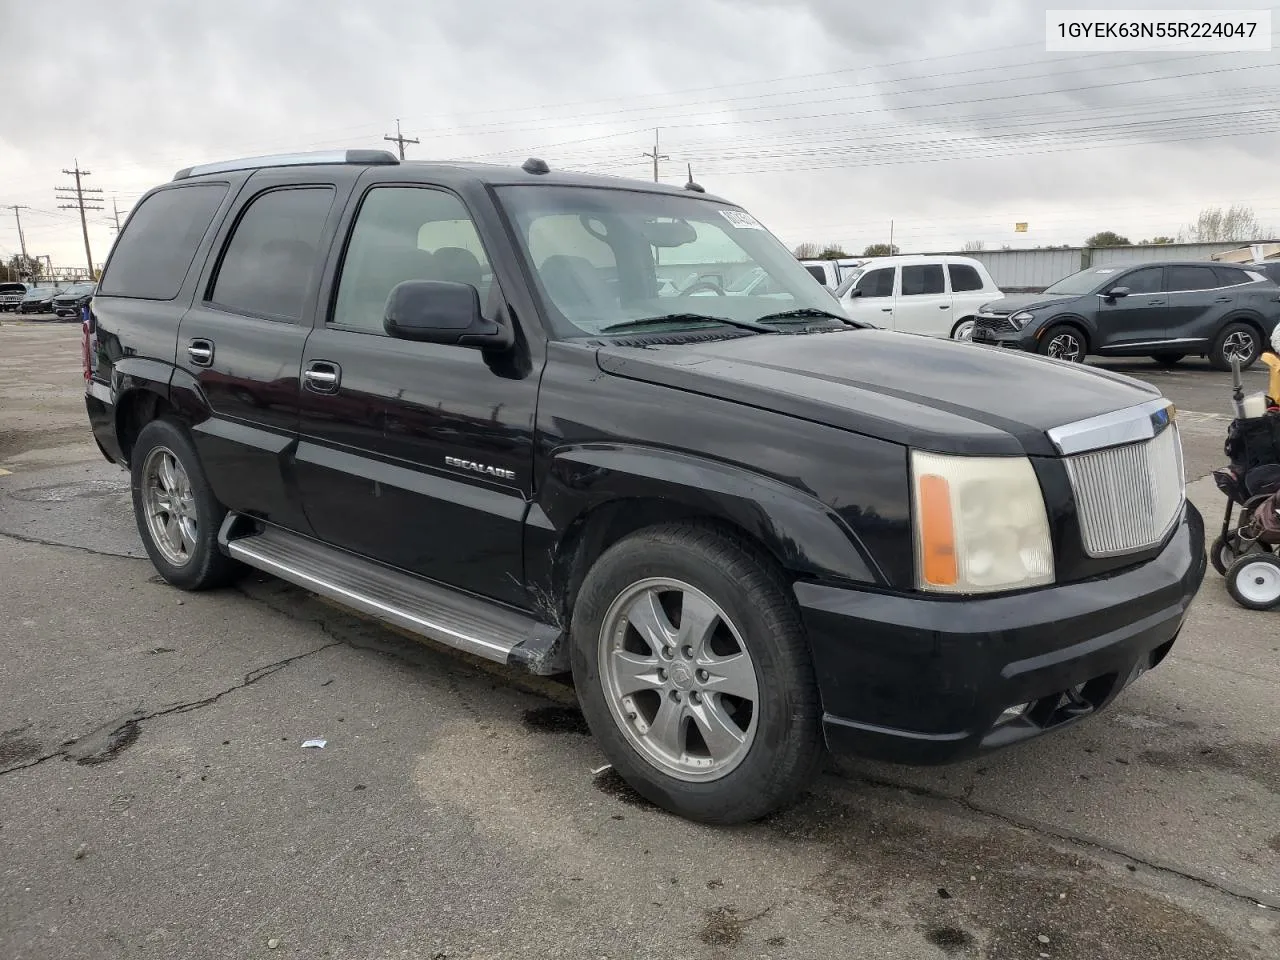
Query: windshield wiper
599,313,775,334
753,307,859,326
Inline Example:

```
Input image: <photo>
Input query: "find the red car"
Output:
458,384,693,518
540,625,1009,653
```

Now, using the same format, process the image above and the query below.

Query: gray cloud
1,0,1277,267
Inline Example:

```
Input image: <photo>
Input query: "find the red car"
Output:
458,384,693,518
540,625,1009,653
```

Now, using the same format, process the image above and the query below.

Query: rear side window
1213,266,1251,286
804,264,828,283
948,263,984,292
901,264,945,296
857,267,895,298
98,184,228,300
1166,265,1219,292
210,187,335,321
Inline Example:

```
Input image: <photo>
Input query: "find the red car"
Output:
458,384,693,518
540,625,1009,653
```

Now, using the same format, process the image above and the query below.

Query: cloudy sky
2,0,1278,272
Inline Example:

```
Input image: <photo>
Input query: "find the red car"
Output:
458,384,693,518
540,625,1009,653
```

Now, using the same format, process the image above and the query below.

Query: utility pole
110,195,122,233
7,205,30,259
889,219,894,252
383,118,419,160
643,128,668,183
55,160,103,275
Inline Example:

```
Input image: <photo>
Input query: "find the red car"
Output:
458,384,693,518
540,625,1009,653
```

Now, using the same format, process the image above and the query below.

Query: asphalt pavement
1,320,1277,960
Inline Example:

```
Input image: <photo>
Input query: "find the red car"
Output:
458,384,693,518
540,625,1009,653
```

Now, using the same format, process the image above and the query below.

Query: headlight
1008,310,1034,330
910,451,1054,594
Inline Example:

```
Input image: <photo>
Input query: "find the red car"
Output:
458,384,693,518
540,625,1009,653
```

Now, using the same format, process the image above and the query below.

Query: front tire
1209,322,1260,371
570,523,823,824
130,418,239,590
1038,324,1086,362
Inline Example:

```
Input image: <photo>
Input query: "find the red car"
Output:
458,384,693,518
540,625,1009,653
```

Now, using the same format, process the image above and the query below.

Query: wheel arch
527,445,884,627
1037,315,1093,352
111,358,182,464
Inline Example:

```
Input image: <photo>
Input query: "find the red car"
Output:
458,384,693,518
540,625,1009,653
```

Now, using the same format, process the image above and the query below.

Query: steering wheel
682,280,725,297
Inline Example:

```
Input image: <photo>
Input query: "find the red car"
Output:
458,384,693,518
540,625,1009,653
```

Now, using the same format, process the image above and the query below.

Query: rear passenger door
178,169,356,532
947,262,990,320
893,263,952,337
293,179,537,608
1167,264,1237,343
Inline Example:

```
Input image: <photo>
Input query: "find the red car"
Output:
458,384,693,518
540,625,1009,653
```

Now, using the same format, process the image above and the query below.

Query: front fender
528,444,884,597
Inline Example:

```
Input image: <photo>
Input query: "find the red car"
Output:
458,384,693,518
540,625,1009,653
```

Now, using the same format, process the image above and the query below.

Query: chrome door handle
303,361,341,394
187,340,214,366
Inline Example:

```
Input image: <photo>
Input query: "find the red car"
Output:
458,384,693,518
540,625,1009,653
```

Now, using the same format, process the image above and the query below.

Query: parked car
84,149,1204,824
800,258,864,289
0,282,28,312
19,284,65,314
1243,260,1280,286
835,255,1002,339
51,282,97,320
972,261,1280,370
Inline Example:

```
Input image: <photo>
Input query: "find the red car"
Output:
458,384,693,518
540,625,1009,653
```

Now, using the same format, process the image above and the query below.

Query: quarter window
1213,266,1251,287
332,187,493,333
901,264,945,296
210,187,334,321
1166,265,1219,292
948,263,984,292
98,184,228,300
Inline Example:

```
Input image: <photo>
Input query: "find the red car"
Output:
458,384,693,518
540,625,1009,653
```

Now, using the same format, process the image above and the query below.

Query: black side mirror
847,288,862,297
383,280,513,349
1106,286,1130,299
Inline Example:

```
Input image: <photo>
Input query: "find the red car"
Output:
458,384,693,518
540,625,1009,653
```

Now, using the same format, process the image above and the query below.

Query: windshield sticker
719,209,764,230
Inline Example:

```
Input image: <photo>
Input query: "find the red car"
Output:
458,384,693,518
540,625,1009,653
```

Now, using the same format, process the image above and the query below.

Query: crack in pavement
845,771,1280,911
0,528,141,560
0,641,341,779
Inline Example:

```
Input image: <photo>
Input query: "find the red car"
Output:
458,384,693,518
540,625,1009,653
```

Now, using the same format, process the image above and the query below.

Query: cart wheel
1211,534,1271,576
1226,553,1280,611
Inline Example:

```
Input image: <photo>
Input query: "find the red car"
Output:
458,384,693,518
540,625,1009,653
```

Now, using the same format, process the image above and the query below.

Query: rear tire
1208,322,1260,371
1225,553,1280,610
1038,324,1086,362
130,417,240,591
570,523,824,824
1152,352,1185,367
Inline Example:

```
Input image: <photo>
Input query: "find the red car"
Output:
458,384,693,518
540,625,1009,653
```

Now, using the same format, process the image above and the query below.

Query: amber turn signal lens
917,473,957,586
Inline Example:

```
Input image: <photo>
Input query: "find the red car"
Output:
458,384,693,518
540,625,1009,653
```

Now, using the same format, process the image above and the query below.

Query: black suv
972,261,1280,369
83,150,1206,823
52,282,97,320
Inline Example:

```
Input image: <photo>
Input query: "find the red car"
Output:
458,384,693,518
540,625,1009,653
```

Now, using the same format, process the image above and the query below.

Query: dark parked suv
83,150,1206,823
972,261,1280,369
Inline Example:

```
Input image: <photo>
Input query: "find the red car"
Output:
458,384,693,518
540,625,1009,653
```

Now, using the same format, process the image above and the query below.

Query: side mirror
383,280,513,349
847,288,862,298
1106,286,1130,299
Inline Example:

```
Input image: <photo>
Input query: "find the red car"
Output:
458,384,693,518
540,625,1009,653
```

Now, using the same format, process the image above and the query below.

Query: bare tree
793,242,821,259
961,240,984,252
1178,205,1271,243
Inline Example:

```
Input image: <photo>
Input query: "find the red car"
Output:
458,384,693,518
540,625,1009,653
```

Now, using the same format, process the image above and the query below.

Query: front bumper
971,324,1037,351
797,502,1205,765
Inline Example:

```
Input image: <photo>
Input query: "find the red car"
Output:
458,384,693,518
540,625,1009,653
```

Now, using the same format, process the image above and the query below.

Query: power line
55,161,103,275
383,118,420,160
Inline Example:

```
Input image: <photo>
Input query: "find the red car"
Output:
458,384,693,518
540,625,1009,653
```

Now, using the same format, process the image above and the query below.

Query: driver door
1095,265,1166,350
841,266,896,324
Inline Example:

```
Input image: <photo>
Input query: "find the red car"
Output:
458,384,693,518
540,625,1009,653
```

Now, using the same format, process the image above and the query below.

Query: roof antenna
684,163,705,193
522,157,550,175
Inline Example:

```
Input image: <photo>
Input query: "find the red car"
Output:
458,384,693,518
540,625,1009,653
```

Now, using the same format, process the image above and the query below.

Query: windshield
496,185,841,337
62,283,95,296
1043,267,1120,296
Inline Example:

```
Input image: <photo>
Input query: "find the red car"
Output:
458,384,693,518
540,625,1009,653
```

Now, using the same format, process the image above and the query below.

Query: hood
979,292,1076,315
595,329,1159,457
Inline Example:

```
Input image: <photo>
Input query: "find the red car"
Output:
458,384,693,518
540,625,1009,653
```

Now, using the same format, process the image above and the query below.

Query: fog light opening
996,702,1032,726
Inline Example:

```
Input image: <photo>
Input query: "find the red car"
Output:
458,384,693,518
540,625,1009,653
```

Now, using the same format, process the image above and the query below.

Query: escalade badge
445,456,516,481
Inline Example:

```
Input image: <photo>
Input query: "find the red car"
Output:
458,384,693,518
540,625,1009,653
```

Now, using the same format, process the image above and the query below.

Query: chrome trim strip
225,540,517,663
1046,397,1174,455
1098,337,1205,350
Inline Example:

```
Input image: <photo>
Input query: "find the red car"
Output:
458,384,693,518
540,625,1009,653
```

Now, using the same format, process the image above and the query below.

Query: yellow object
1014,222,1028,233
1263,351,1280,405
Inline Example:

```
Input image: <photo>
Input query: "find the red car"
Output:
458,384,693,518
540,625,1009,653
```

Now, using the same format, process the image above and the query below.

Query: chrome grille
1064,423,1184,557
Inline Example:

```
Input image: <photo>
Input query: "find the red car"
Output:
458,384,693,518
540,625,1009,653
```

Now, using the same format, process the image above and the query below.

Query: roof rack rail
173,149,399,181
